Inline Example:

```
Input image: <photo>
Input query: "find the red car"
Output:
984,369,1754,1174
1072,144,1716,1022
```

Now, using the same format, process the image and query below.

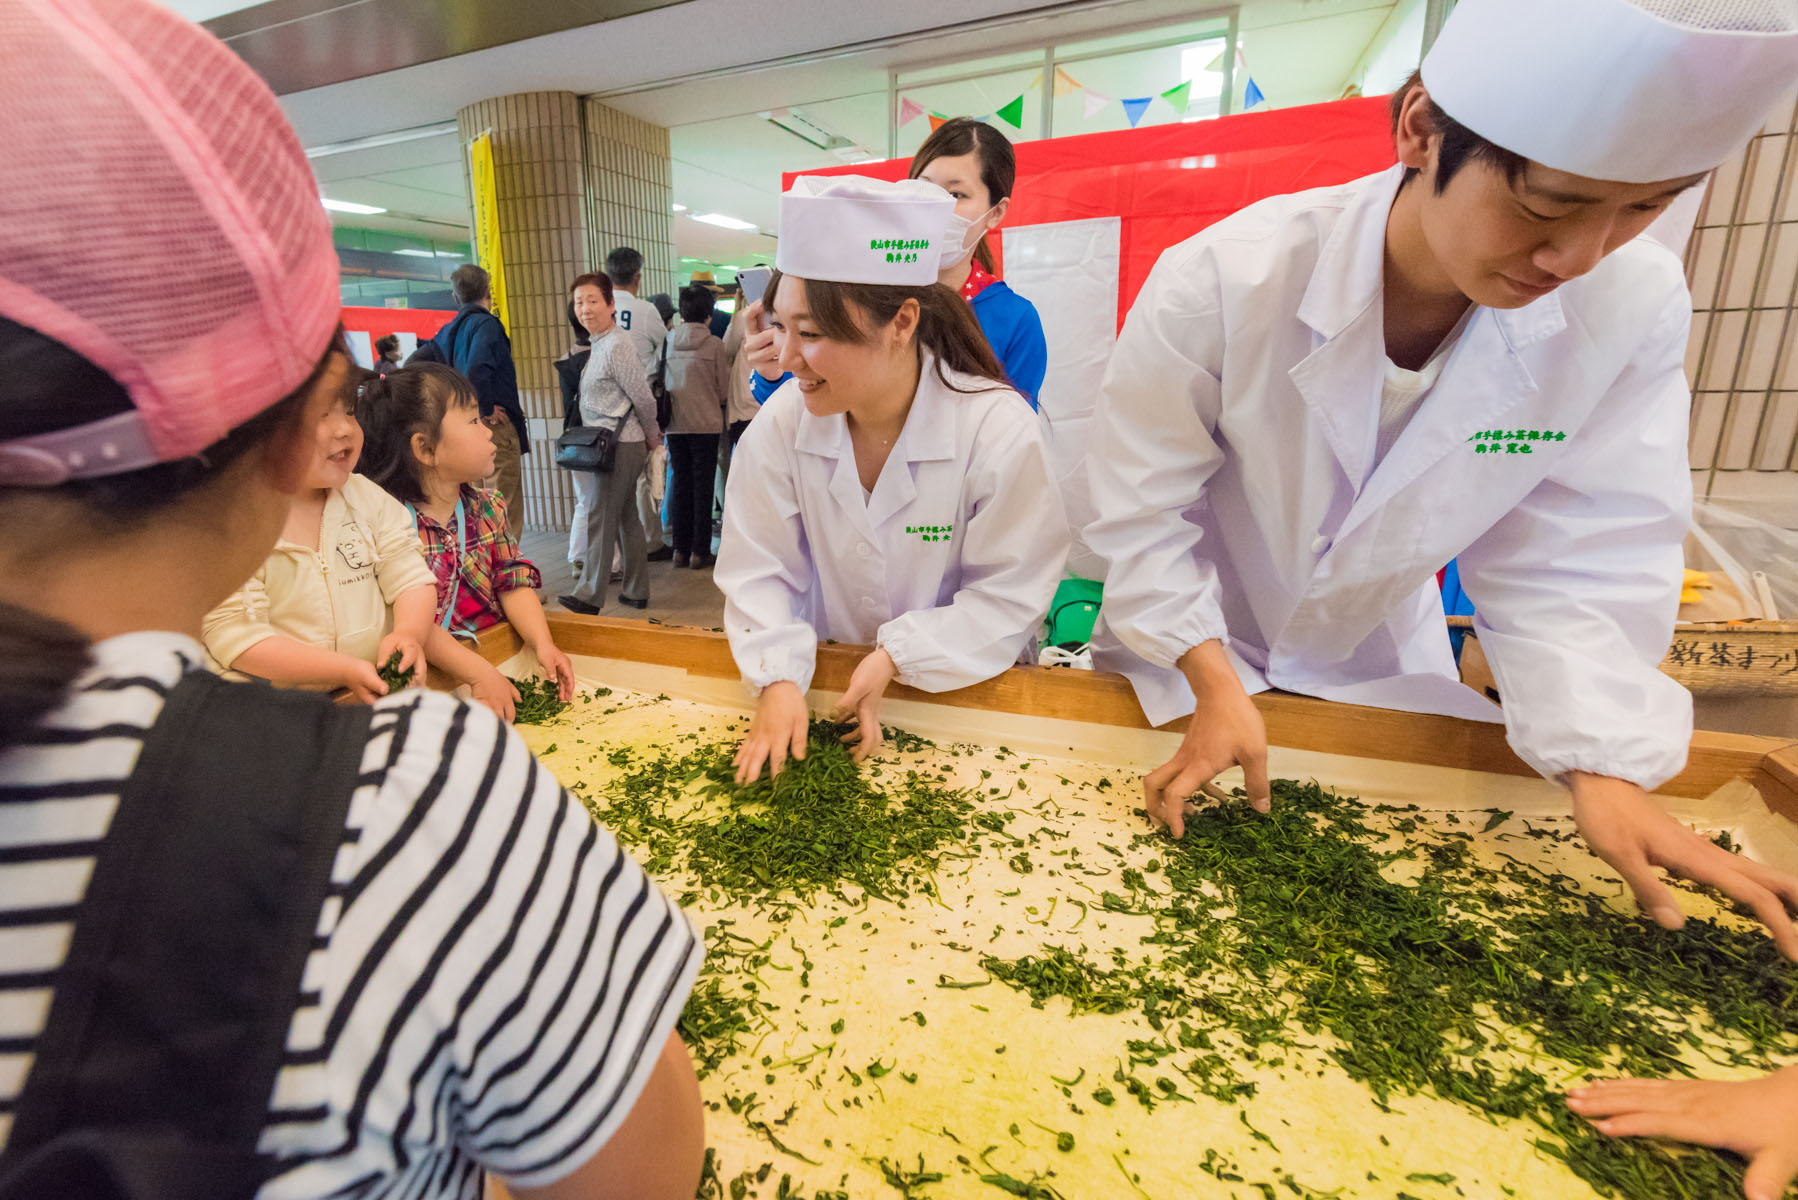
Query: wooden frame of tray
472,616,1798,821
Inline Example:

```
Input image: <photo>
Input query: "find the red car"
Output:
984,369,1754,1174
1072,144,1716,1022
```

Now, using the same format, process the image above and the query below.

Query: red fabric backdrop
340,305,459,345
784,96,1397,328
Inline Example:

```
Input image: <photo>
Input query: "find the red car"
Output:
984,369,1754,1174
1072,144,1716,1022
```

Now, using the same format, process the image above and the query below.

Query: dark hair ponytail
767,268,1008,395
908,116,1017,274
0,317,335,751
354,362,479,507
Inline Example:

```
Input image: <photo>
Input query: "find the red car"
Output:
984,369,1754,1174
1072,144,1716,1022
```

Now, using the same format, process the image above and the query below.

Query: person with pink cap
0,1,704,1196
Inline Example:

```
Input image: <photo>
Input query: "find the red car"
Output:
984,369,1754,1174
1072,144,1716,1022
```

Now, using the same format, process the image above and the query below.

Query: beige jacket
721,308,760,426
202,473,437,679
664,321,729,434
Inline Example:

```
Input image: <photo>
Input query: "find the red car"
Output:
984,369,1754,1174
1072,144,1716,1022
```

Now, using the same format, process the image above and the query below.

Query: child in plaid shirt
357,365,577,710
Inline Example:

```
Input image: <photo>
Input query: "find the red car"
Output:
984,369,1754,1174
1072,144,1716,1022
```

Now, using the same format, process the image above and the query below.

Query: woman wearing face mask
717,176,1070,783
910,117,1047,408
746,120,1049,412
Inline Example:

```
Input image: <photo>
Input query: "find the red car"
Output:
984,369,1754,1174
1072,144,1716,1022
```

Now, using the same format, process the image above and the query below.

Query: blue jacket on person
431,304,530,451
749,281,1049,411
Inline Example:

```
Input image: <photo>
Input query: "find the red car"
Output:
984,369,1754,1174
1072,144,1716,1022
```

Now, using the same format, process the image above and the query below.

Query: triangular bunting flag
1083,89,1110,119
928,112,949,131
996,93,1026,128
1054,67,1081,96
1244,77,1266,110
898,96,925,126
1120,95,1153,127
1161,80,1192,115
1027,71,1043,91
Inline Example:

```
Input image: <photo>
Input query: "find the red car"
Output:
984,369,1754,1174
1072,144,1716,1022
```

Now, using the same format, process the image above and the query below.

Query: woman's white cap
1421,0,1798,184
775,176,956,286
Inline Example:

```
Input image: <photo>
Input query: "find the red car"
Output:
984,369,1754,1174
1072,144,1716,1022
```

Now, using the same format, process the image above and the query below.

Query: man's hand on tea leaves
1144,640,1271,838
1570,771,1798,960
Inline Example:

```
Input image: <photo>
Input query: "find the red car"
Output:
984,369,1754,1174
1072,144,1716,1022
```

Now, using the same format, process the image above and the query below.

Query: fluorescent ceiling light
692,212,756,231
305,120,458,160
393,248,434,257
321,197,386,215
672,203,687,212
435,250,464,258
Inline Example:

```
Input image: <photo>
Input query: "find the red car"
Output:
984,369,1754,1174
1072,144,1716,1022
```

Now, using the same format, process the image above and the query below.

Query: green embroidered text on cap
871,236,933,266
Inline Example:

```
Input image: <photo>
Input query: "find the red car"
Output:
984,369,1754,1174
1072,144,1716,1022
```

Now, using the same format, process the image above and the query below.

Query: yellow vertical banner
468,132,509,329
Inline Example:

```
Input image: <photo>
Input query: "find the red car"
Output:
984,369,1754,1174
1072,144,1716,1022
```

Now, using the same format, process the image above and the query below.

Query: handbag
555,413,623,473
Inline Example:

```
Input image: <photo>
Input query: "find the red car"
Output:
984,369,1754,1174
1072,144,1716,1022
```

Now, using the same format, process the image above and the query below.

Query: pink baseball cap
0,0,342,487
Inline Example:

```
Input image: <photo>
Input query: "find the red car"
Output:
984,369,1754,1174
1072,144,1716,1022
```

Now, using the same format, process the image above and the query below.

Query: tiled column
582,99,676,304
1685,97,1798,491
455,93,674,532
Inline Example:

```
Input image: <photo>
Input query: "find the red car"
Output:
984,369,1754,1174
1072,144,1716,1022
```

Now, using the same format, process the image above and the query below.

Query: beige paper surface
499,649,1798,1199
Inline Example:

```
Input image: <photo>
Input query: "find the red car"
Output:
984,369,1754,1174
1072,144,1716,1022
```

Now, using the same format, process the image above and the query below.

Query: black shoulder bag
555,411,624,473
0,673,371,1200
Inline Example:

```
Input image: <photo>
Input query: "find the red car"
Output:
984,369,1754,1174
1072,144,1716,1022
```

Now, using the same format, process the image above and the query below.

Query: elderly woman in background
559,271,663,615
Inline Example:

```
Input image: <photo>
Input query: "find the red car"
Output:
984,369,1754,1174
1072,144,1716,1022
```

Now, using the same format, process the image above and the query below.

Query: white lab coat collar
1297,166,1568,352
1290,166,1569,491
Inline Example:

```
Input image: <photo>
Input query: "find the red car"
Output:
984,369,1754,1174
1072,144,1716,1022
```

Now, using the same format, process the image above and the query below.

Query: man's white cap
1422,0,1798,183
775,175,956,286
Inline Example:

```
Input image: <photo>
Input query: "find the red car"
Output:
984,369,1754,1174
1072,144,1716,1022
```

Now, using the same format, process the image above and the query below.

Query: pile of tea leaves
974,780,1798,1200
531,689,1795,1200
584,719,983,908
506,674,569,725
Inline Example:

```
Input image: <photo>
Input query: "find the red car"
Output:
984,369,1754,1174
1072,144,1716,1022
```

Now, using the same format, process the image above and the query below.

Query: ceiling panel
278,0,1404,273
204,0,688,95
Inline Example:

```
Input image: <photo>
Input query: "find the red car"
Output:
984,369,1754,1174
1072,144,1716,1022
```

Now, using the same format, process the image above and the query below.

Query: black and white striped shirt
0,631,701,1197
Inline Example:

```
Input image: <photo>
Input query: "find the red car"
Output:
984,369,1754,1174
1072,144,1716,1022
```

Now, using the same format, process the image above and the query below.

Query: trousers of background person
666,433,720,562
484,419,525,538
568,472,596,567
570,441,649,609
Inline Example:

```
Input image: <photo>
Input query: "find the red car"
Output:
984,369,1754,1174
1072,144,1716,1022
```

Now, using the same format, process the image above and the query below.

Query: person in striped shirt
0,1,704,1197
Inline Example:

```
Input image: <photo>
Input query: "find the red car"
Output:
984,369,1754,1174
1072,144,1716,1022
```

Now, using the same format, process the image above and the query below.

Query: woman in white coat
717,176,1069,782
1086,0,1798,954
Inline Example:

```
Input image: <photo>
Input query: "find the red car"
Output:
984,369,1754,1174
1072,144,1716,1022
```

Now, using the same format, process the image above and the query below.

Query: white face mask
938,203,1000,271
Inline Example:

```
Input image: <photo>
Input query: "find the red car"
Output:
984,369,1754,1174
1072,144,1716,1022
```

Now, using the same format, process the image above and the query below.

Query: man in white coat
1086,0,1798,955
